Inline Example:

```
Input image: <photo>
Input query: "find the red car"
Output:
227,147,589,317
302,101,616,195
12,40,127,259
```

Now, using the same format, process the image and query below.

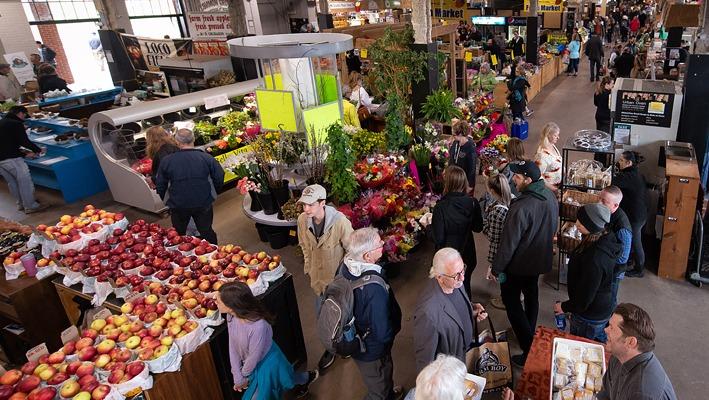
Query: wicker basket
560,190,600,220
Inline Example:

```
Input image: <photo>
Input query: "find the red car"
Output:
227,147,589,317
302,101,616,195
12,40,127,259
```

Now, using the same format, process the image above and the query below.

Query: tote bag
466,318,513,393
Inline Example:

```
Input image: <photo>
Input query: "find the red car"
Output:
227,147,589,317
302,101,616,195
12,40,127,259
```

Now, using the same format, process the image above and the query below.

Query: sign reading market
523,0,564,13
430,0,467,19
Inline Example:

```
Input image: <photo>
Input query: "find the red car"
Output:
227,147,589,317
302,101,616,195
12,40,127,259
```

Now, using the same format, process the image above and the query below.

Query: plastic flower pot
249,191,262,212
257,192,278,215
268,230,290,249
255,223,270,242
270,180,291,209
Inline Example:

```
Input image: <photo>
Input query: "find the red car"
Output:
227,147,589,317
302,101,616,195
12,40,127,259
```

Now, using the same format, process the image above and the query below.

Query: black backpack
317,273,388,356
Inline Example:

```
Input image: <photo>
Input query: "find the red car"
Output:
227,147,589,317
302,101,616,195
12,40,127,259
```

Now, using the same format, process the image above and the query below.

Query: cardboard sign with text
61,326,80,344
26,343,49,362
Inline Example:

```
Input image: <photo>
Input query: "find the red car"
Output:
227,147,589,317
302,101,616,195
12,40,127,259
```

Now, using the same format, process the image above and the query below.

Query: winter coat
585,35,604,61
0,114,41,161
594,89,612,122
155,148,224,209
38,75,71,95
492,179,558,276
151,143,179,183
413,279,475,373
561,233,622,320
613,165,648,225
508,76,530,114
614,53,635,78
431,192,483,268
341,264,401,362
297,206,354,295
449,139,477,188
509,36,525,57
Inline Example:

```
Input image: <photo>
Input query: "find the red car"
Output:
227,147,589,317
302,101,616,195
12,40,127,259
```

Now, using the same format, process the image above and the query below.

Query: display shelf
242,195,297,227
37,87,123,110
88,80,259,213
19,118,109,203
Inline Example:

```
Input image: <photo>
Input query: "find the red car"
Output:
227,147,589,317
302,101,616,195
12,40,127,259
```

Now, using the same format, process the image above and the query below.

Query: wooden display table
516,327,610,400
0,273,69,364
52,273,306,400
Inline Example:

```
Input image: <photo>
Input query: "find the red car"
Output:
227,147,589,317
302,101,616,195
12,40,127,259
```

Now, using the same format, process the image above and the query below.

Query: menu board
614,91,674,128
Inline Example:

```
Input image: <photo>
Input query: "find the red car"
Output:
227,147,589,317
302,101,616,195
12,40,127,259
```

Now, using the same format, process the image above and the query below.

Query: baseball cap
298,184,327,204
509,160,541,181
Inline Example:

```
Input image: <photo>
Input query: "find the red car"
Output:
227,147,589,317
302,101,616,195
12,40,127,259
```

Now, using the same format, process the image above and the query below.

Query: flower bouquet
354,155,400,189
471,115,491,141
236,177,261,195
473,92,494,115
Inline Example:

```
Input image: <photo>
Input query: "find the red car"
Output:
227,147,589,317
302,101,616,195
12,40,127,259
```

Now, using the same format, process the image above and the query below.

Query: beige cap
298,184,327,204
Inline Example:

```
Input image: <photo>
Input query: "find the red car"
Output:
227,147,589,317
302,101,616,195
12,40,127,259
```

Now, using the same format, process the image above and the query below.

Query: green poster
303,102,342,144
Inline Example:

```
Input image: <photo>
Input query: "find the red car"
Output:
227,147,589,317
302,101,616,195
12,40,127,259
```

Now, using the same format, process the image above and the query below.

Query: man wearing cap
554,203,622,342
297,184,353,370
0,63,22,102
491,160,557,366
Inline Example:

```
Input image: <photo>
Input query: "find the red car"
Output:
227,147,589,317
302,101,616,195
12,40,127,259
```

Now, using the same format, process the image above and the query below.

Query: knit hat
577,203,611,233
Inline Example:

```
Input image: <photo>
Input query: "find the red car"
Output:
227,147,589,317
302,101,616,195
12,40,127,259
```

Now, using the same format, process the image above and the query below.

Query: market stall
87,80,259,213
37,87,123,119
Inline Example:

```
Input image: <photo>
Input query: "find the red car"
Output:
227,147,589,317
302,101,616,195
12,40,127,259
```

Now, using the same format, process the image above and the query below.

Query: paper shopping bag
466,318,513,393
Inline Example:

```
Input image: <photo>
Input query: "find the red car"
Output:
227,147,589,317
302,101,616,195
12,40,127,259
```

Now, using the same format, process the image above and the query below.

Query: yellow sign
465,51,472,62
491,54,498,66
360,48,367,59
523,0,563,12
430,0,467,19
214,145,255,183
255,89,299,132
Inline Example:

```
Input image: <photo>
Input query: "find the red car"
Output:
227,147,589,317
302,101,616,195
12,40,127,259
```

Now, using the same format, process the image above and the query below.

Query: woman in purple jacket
217,282,318,399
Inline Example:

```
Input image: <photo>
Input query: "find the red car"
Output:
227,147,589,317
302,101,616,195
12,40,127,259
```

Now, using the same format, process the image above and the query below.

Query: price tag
61,326,79,344
491,54,498,66
360,49,368,59
289,230,297,237
203,93,229,110
465,52,472,62
26,343,49,362
93,308,113,321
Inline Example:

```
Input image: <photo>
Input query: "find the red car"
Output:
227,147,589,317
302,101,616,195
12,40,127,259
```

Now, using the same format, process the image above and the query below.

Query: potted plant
325,123,358,204
421,89,463,126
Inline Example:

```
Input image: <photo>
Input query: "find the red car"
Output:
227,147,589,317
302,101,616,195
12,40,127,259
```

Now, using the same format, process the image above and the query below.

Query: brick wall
36,24,74,84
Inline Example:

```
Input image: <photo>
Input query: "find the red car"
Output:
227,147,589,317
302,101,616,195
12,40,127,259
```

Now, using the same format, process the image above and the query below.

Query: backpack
317,272,388,356
510,77,524,103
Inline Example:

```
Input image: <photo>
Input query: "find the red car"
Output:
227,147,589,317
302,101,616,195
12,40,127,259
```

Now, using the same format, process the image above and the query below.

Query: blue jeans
569,58,579,73
0,157,40,210
610,271,625,308
570,314,608,343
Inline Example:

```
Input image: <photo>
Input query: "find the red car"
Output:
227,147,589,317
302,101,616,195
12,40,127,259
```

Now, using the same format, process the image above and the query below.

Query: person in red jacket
629,16,640,35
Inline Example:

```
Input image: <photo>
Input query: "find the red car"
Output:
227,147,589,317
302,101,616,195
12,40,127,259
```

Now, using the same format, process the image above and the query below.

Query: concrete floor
2,62,708,399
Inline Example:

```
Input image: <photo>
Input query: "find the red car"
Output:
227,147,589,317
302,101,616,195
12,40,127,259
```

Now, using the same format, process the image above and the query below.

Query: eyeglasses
439,264,467,281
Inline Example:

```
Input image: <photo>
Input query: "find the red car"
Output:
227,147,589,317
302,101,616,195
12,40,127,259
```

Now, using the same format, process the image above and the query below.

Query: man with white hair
600,185,632,307
155,128,224,244
404,355,468,400
340,227,402,400
413,248,487,373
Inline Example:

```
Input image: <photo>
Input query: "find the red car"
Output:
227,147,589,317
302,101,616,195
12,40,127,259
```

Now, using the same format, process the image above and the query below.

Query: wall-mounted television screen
471,16,506,25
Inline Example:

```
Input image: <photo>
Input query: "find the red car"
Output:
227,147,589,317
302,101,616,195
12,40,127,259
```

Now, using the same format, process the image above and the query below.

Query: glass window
125,0,180,16
21,0,99,22
130,16,183,39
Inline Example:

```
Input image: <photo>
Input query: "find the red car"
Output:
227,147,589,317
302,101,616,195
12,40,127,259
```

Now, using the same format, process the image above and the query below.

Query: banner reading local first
523,0,564,13
120,34,192,72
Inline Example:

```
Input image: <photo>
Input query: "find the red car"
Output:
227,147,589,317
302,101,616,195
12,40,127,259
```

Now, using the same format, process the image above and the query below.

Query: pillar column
93,0,133,33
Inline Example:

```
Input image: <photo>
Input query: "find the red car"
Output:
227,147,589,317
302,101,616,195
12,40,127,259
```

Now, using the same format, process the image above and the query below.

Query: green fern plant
421,89,462,124
324,123,358,204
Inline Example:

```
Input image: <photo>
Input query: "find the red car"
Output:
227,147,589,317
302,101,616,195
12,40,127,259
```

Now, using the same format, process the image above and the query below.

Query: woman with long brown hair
145,126,179,185
431,165,483,298
217,282,318,399
554,204,621,342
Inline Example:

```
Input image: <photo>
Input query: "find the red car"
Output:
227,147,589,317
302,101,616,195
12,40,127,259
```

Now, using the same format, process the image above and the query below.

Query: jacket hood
440,192,475,219
306,205,345,234
523,179,550,201
594,232,623,260
343,257,382,277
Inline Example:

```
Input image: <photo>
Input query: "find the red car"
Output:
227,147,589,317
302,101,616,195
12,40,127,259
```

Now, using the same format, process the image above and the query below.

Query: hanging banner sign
120,34,191,72
3,52,35,84
523,0,564,13
200,0,229,12
186,12,232,40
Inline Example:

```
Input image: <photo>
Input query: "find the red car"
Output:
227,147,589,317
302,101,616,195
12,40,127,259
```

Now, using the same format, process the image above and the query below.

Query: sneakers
511,354,527,368
625,269,644,278
317,350,336,371
293,370,319,398
524,109,534,117
24,203,50,214
490,297,506,310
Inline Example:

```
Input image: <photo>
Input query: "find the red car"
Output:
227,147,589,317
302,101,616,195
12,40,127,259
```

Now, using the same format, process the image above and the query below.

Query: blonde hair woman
534,122,562,191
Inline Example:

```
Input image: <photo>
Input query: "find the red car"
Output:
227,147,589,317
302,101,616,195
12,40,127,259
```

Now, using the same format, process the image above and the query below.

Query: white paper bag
92,281,115,306
175,326,213,355
110,362,154,396
145,343,182,373
4,261,25,280
260,263,286,282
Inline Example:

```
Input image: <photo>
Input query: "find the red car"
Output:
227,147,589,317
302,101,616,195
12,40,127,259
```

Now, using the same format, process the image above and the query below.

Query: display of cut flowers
353,154,403,189
218,111,251,136
279,198,303,221
349,128,387,159
236,177,262,195
471,115,491,141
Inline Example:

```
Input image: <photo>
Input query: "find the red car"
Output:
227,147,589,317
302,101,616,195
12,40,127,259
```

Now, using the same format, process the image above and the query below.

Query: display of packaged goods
566,160,612,189
550,338,606,400
571,130,612,151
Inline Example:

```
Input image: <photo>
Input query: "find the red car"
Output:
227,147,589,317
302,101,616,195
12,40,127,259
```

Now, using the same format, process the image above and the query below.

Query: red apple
16,375,41,393
75,363,94,379
0,370,22,386
59,379,80,398
46,372,69,386
91,385,111,400
77,346,97,362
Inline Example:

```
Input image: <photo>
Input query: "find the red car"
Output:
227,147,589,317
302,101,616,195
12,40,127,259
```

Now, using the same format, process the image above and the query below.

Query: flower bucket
258,192,278,215
249,191,262,212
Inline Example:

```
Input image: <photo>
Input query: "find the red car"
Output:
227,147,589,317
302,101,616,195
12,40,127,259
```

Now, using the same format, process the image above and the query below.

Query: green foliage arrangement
411,143,432,166
217,111,250,135
421,89,462,123
324,123,358,204
369,25,428,116
385,93,409,151
349,129,387,159
194,120,220,138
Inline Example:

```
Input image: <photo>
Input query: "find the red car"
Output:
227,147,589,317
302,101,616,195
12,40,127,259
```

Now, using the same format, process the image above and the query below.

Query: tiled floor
2,61,707,399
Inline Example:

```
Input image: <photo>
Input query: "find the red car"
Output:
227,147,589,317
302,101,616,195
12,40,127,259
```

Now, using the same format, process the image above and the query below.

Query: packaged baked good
587,362,603,378
574,362,588,386
585,375,595,391
561,388,575,400
584,348,603,364
554,373,569,389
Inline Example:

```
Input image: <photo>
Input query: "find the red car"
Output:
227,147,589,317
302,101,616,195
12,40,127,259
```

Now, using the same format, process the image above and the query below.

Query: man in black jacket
509,30,525,58
614,48,635,78
155,129,224,244
585,32,605,82
491,160,557,366
600,186,632,307
0,106,49,213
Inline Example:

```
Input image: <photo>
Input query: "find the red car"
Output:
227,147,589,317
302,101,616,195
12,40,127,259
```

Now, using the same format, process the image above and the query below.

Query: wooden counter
0,273,69,364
